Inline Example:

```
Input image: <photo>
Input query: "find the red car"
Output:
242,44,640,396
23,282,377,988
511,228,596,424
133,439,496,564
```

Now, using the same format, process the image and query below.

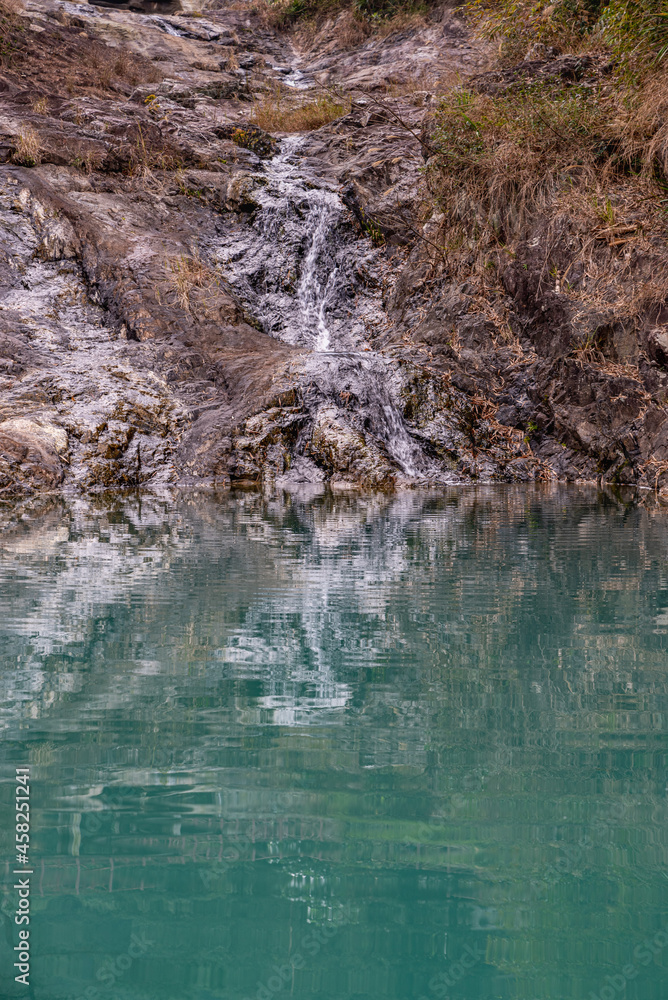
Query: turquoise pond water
0,487,666,1000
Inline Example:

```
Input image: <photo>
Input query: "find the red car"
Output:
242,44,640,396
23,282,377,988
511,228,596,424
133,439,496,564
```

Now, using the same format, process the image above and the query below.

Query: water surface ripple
0,487,666,1000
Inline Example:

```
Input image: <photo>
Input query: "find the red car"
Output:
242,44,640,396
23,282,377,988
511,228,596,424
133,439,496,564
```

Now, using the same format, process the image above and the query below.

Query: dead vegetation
413,3,668,347
429,78,607,242
252,0,429,49
167,251,219,313
0,12,160,97
0,0,24,67
30,95,48,115
465,0,668,67
12,126,41,166
75,41,161,94
292,7,371,47
251,88,349,131
0,0,22,19
127,124,179,177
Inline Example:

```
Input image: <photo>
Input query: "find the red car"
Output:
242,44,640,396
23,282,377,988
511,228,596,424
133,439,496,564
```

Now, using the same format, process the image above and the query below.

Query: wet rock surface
1,0,667,496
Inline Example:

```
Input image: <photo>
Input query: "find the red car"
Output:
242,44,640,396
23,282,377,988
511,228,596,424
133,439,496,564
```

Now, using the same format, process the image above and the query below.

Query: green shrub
465,0,668,65
600,1,668,64
429,79,608,243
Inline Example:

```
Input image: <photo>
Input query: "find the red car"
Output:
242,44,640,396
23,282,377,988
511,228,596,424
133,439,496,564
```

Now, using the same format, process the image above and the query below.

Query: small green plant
598,196,616,225
362,215,386,246
72,148,103,175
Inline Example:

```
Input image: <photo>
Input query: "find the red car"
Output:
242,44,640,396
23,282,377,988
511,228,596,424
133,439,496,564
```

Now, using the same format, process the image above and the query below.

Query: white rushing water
215,135,438,480
217,136,346,351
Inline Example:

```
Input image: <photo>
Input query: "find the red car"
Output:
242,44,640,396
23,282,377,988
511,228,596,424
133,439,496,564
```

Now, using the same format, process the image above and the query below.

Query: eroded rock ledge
1,0,667,498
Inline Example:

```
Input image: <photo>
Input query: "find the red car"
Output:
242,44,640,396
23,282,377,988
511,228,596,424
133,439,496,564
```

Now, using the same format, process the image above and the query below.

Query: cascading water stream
218,136,345,350
216,136,431,479
295,191,340,353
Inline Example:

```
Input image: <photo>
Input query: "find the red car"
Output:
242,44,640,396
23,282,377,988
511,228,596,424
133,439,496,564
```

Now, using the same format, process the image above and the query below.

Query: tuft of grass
72,148,104,175
13,126,41,166
292,7,372,46
250,90,349,132
31,95,48,115
0,0,23,67
126,123,180,178
167,251,216,312
599,1,668,67
78,41,160,93
614,67,668,180
422,61,668,314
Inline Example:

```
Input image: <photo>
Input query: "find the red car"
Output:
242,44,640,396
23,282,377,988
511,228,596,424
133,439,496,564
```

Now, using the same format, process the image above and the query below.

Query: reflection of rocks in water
2,486,668,744
2,490,667,1000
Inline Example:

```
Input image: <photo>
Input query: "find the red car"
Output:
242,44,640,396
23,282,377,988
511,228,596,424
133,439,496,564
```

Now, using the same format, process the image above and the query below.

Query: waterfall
216,136,432,480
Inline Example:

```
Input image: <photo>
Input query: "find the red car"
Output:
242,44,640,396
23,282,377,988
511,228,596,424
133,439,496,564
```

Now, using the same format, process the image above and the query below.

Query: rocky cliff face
0,0,666,497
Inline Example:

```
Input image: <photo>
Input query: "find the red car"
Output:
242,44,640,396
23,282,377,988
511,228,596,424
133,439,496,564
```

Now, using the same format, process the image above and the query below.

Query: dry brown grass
293,7,371,48
0,0,24,68
76,147,105,175
254,0,428,49
374,9,426,38
411,52,668,348
613,67,668,179
81,45,160,91
465,0,668,68
382,67,461,98
167,251,217,312
125,123,181,178
218,46,240,71
250,89,349,131
428,81,609,250
31,95,48,115
12,126,41,166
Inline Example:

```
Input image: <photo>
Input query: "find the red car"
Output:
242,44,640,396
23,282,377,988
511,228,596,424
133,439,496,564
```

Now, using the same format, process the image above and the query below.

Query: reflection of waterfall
0,494,439,732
